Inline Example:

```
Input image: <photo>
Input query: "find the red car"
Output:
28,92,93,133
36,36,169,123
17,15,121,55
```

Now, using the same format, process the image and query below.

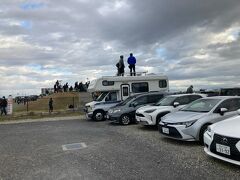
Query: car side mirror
219,108,228,116
173,102,180,108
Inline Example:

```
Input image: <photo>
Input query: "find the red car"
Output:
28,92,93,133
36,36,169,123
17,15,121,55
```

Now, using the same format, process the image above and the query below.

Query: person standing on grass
49,98,53,113
1,96,7,116
127,53,136,76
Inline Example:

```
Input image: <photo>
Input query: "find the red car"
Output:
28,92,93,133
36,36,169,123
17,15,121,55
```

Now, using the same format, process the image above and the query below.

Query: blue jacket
127,56,136,65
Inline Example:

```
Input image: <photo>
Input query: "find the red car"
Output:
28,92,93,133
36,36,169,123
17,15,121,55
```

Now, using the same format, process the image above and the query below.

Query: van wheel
199,124,209,145
93,110,105,121
120,114,131,125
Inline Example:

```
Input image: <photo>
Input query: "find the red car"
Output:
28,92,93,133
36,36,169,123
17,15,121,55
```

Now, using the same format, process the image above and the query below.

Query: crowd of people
116,53,137,76
53,80,90,93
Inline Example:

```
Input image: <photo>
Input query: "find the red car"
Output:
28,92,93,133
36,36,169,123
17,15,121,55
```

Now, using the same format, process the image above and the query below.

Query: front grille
210,134,240,161
159,125,182,138
136,113,144,117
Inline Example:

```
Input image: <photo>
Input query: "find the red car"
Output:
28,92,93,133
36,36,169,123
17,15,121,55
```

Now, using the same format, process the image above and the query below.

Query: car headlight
113,109,121,113
108,109,113,114
174,119,197,128
144,109,157,113
206,126,213,138
185,120,197,128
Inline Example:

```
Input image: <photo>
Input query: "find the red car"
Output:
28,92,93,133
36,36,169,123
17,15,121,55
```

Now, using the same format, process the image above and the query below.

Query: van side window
132,82,149,93
105,92,117,101
102,80,114,86
159,80,167,88
148,94,164,103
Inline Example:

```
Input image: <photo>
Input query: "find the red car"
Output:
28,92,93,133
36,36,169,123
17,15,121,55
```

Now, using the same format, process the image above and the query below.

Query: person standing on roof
116,55,125,76
127,53,136,76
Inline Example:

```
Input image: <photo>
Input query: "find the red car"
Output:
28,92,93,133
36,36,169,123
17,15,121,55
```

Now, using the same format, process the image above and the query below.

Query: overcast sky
1,0,240,96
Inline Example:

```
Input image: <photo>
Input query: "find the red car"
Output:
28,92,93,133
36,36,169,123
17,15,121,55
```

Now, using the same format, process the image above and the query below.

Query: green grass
0,92,91,121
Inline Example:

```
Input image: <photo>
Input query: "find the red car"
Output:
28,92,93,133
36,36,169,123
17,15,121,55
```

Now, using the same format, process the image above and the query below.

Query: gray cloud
0,0,240,95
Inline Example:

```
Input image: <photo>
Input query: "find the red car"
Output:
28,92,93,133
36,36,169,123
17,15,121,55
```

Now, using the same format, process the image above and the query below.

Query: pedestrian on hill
116,55,125,76
1,96,8,116
186,85,194,94
127,53,136,76
49,98,53,113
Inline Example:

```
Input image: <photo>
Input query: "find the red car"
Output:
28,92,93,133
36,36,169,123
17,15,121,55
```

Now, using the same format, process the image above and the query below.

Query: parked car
107,92,165,125
136,94,205,126
159,96,240,143
204,112,240,166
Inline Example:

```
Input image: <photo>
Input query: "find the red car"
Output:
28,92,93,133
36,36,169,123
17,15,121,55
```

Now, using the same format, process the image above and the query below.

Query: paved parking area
0,119,239,180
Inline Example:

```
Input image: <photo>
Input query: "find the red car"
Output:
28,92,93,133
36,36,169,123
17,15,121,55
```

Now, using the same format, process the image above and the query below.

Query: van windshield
96,92,108,101
155,96,176,106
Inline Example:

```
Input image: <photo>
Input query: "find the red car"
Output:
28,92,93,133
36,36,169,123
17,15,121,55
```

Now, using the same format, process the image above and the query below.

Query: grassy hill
14,92,80,112
0,92,92,121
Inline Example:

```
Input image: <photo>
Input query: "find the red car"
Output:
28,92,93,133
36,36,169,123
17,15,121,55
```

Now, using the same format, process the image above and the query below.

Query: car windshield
155,96,176,106
117,95,137,106
181,99,221,112
96,92,108,101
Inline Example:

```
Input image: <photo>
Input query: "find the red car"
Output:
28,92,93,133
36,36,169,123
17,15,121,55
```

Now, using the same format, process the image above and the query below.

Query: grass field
0,92,92,121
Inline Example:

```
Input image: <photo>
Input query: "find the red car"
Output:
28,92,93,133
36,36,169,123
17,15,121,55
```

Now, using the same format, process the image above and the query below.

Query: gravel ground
0,118,239,180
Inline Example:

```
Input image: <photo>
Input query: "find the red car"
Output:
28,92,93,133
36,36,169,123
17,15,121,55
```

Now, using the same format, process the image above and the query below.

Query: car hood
162,111,207,123
85,101,97,107
212,115,240,138
137,106,172,113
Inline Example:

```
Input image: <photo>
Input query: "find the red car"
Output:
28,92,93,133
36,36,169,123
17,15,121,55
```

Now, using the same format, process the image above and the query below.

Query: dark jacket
1,99,7,107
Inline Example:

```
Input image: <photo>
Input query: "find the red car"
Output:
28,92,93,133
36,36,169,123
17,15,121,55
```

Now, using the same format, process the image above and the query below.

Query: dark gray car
106,92,165,125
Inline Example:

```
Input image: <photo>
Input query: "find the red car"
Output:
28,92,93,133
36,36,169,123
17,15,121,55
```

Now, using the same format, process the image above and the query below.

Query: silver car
159,96,240,143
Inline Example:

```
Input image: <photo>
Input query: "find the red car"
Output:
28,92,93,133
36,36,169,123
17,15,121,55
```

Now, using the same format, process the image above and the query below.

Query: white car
204,112,240,166
159,96,240,143
136,94,205,126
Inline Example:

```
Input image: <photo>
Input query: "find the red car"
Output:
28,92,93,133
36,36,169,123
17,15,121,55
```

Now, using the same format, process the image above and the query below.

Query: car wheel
93,110,105,121
156,117,161,127
199,124,209,145
120,114,131,125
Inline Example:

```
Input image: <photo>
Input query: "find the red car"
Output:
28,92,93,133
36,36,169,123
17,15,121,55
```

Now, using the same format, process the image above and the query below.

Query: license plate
162,127,169,134
216,143,231,155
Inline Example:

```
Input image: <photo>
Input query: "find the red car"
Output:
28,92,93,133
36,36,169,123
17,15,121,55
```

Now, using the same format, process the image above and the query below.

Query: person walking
127,53,136,76
49,98,53,113
116,55,125,76
186,85,194,94
1,96,7,116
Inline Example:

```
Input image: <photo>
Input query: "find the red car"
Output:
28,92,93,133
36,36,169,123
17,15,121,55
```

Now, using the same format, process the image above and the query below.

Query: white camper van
84,73,169,121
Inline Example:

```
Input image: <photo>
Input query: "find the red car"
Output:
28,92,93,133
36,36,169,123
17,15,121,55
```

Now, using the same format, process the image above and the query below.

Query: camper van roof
100,74,167,81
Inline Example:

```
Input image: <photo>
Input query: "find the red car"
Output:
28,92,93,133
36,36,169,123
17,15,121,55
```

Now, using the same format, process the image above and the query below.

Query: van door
121,84,130,101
